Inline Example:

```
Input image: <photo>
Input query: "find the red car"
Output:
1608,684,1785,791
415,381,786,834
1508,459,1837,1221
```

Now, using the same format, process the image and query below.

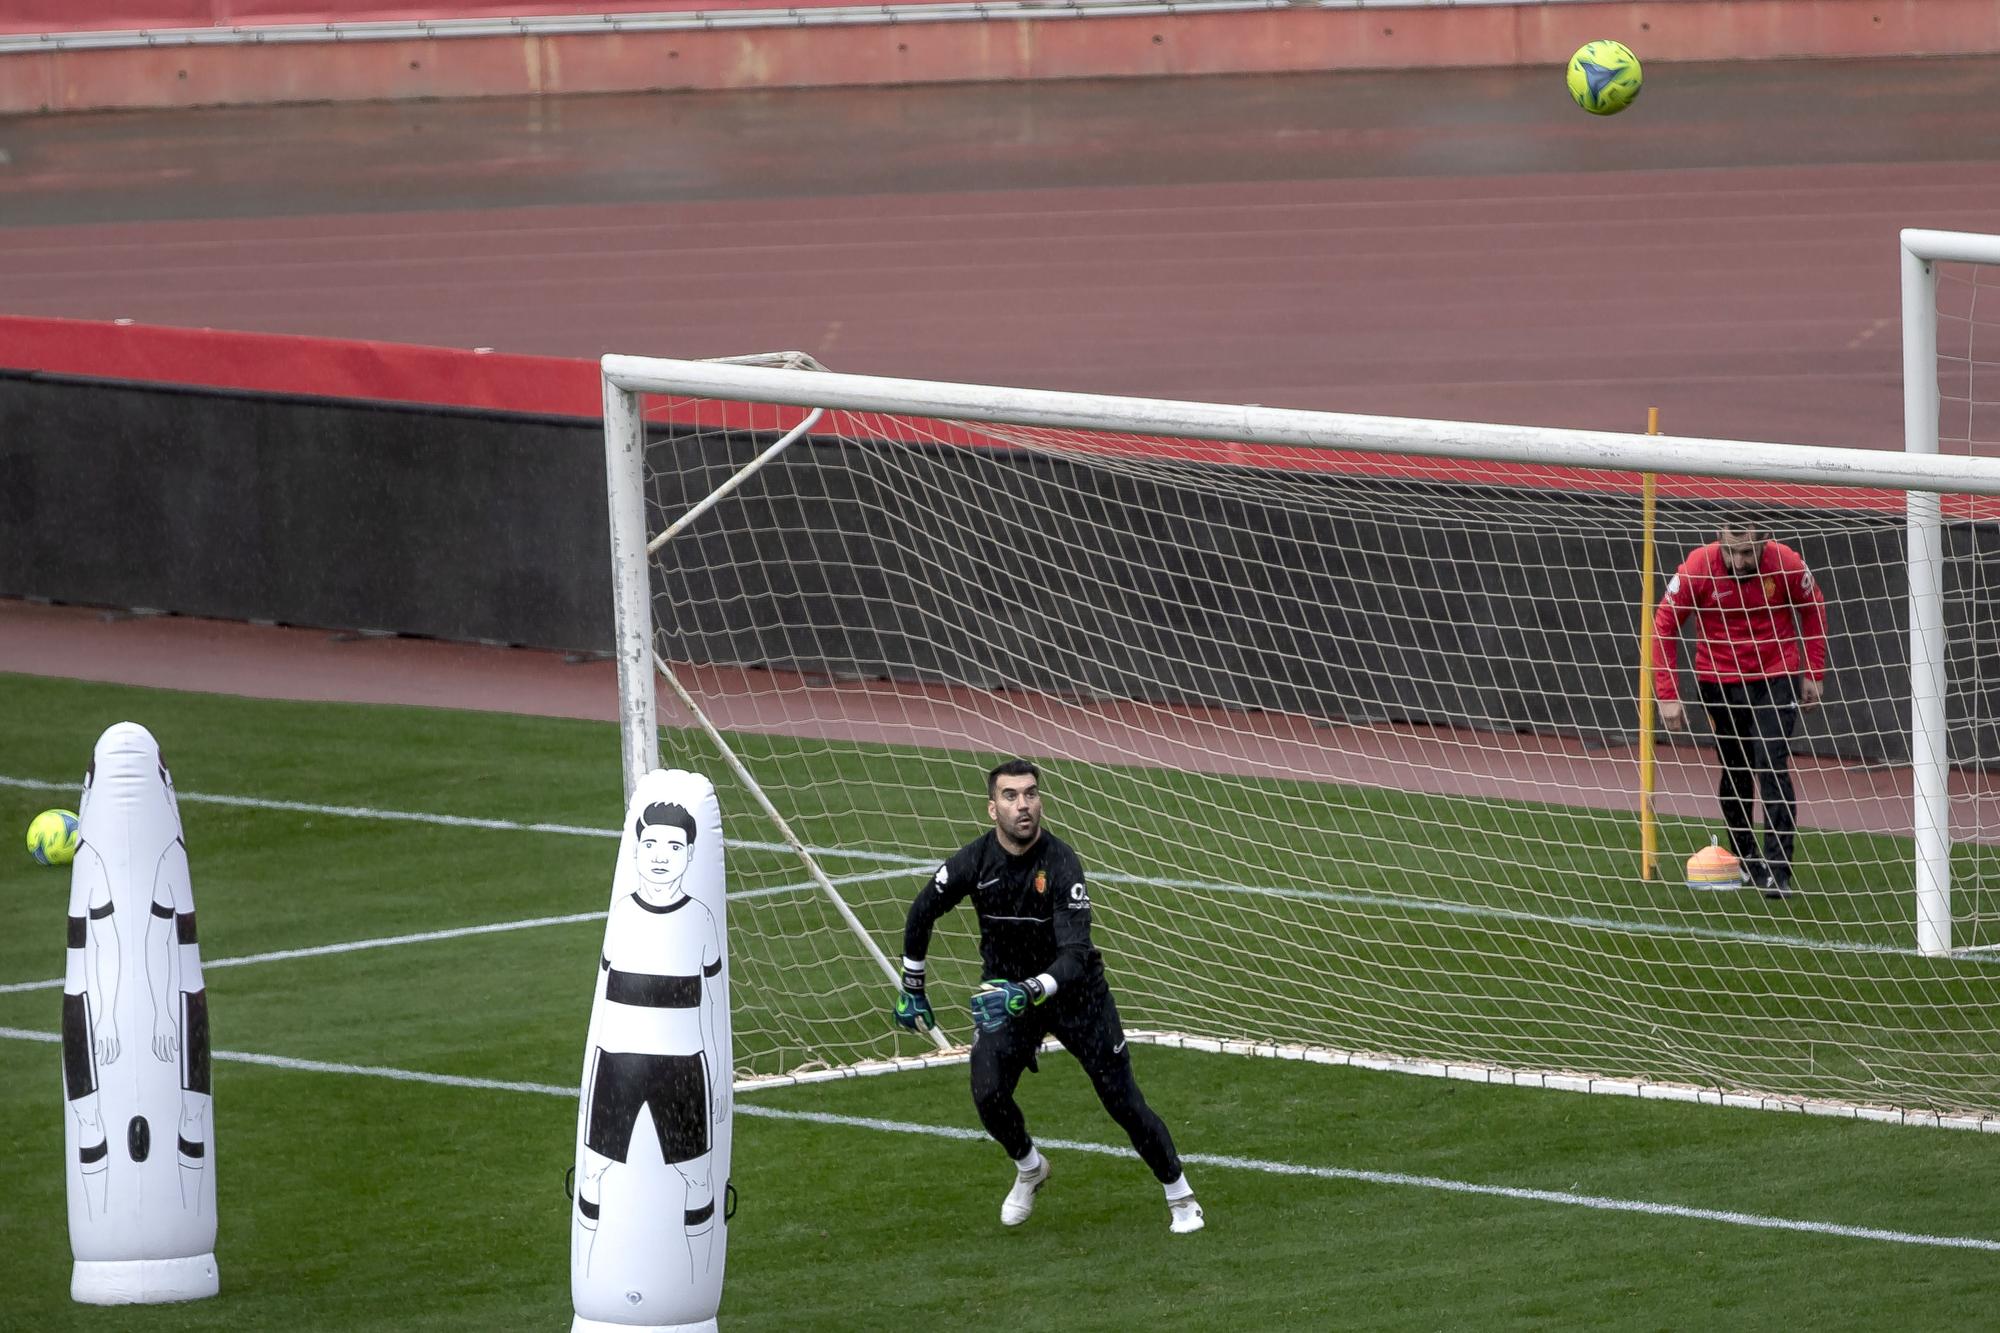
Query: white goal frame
599,236,2000,1120
604,350,2000,958
1901,228,2000,953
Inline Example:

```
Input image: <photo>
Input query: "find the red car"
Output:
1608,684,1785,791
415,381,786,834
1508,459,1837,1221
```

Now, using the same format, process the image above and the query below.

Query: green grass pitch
3,672,2000,1330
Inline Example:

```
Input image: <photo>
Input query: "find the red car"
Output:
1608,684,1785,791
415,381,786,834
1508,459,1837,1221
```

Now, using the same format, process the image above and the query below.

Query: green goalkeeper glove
893,962,935,1034
971,977,1047,1033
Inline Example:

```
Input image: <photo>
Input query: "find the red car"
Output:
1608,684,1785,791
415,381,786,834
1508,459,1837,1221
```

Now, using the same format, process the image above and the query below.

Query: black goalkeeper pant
1698,675,1802,883
968,981,1183,1184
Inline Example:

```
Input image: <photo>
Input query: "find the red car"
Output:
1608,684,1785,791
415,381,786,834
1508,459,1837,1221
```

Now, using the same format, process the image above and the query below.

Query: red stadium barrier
0,315,601,418
2,314,1966,518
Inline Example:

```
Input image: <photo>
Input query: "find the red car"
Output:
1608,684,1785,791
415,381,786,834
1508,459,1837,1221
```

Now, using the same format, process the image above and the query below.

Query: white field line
0,863,921,996
751,1105,2000,1254
0,774,917,864
0,1025,577,1098
1,1025,1994,1255
2,773,1968,967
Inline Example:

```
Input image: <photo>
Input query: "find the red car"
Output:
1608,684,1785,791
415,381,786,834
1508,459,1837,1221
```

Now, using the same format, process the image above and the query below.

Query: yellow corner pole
1637,407,1660,881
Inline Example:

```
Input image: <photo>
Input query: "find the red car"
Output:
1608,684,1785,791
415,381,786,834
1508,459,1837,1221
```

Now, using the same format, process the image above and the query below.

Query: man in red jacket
1653,519,1828,899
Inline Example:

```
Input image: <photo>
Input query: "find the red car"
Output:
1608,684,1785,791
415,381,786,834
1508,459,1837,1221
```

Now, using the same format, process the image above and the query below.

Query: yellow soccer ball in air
26,808,80,867
1568,40,1643,116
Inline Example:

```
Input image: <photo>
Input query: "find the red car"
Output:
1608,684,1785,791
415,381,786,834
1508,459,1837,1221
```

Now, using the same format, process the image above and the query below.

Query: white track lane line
1,1025,1993,1254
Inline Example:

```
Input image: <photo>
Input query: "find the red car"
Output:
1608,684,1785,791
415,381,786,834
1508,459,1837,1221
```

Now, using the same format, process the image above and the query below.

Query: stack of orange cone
1686,839,1743,891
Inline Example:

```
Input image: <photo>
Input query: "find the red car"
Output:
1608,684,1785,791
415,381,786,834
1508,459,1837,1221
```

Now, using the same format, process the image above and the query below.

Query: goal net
600,247,2000,1121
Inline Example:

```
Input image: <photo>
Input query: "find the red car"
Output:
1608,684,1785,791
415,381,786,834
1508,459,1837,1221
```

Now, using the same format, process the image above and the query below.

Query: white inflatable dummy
63,721,218,1304
572,769,732,1332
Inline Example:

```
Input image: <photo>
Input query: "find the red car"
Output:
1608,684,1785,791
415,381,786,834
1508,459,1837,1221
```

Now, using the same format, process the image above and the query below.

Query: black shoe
1761,872,1795,901
1746,861,1773,892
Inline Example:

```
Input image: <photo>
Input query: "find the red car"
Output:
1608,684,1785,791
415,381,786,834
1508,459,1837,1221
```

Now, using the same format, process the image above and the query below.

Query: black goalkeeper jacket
902,829,1104,995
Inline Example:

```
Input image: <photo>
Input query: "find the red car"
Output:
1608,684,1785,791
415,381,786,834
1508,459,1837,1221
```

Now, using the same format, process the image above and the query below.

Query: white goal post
600,249,2000,1117
1902,228,2000,955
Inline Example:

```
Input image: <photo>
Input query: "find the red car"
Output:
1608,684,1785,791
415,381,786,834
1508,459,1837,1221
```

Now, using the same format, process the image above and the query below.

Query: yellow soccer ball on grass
26,809,79,867
1568,40,1643,116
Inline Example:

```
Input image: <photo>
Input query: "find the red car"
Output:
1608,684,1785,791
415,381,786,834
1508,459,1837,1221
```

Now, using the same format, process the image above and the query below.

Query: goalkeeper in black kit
893,758,1204,1234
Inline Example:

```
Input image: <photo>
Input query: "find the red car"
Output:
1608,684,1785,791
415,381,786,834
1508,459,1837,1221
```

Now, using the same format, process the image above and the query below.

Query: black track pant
1698,675,1802,882
968,982,1182,1184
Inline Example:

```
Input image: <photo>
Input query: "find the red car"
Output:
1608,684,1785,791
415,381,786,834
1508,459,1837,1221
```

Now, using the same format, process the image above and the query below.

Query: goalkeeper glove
894,961,935,1034
971,977,1047,1033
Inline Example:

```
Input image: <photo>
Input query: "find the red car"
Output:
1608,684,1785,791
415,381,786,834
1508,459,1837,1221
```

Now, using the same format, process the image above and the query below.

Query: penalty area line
0,1026,577,1098
0,774,930,866
0,1027,1992,1255
4,773,1968,966
0,865,917,996
739,1104,2000,1255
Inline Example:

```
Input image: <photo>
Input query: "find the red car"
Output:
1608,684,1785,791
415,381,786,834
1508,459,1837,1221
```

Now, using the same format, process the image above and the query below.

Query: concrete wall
4,0,1998,114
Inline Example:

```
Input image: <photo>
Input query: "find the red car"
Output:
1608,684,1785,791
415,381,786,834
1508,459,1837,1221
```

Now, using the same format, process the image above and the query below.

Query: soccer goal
601,235,2000,1122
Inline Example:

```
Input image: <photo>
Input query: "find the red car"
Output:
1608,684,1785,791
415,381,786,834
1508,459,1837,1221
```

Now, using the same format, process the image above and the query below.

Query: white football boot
1000,1155,1052,1227
1168,1196,1206,1234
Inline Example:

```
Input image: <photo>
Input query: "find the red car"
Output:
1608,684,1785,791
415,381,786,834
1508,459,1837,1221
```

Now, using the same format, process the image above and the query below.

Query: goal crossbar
602,354,2000,497
603,354,2000,962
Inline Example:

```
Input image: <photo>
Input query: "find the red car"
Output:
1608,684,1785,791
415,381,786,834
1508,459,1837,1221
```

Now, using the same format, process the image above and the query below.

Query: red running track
5,59,2000,447
8,598,1999,845
7,57,2000,843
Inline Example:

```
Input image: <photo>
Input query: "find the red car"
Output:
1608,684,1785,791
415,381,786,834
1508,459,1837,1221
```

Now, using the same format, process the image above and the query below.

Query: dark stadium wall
4,1,1998,114
644,431,2000,768
0,372,613,651
0,318,613,650
5,316,1996,764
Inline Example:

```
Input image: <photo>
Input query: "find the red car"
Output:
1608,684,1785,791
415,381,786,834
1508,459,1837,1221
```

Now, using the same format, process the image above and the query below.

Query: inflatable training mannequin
572,769,732,1332
64,721,217,1305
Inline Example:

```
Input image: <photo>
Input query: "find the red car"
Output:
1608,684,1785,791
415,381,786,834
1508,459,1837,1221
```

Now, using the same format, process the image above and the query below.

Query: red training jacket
1652,539,1828,703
